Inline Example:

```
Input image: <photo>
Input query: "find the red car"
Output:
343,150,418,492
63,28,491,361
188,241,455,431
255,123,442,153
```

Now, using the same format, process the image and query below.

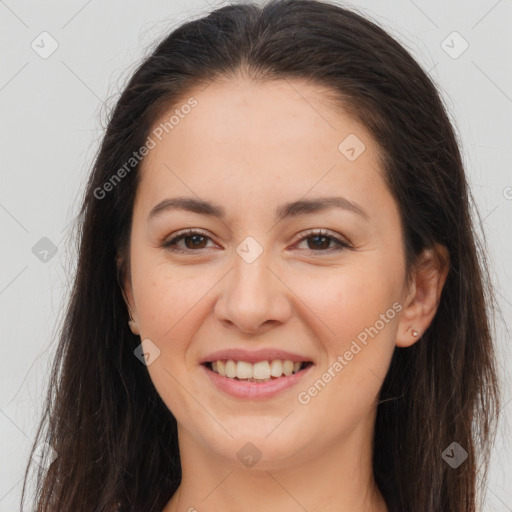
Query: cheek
298,261,401,345
131,255,205,347
296,260,401,400
130,260,211,417
293,270,399,427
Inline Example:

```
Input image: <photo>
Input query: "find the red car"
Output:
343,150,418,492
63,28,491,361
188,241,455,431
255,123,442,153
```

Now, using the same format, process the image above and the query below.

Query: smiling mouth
203,360,313,382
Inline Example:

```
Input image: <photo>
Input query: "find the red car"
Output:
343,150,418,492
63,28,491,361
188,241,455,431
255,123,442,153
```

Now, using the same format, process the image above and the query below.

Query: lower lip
202,363,313,399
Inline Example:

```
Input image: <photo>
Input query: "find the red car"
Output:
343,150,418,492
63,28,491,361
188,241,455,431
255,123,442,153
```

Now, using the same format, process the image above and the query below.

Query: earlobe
128,318,141,335
396,323,423,348
396,244,450,348
123,287,141,336
116,254,141,336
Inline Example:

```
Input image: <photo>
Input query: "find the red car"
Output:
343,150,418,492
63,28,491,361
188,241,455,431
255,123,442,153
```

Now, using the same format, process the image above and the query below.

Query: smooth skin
120,76,449,512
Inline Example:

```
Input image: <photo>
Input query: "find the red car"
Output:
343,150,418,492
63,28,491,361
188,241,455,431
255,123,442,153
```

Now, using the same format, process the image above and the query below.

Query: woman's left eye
293,229,351,252
162,228,351,254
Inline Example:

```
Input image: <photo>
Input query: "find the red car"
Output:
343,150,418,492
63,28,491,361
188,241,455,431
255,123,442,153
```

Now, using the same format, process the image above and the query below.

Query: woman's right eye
162,229,215,254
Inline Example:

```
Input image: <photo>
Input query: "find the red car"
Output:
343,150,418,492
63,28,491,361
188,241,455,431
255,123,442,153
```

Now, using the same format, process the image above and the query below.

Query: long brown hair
21,1,501,510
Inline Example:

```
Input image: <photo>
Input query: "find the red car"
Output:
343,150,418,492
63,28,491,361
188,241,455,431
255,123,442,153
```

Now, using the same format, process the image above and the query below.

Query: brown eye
294,229,351,253
162,229,215,254
181,234,208,249
305,235,332,250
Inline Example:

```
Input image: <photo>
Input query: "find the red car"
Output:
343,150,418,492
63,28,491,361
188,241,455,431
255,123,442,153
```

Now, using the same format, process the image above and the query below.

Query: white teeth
270,360,283,377
209,359,307,380
236,361,253,379
283,360,294,376
253,361,271,379
225,359,237,378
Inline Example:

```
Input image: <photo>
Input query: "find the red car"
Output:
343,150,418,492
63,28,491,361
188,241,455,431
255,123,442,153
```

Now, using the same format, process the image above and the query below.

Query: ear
116,254,140,336
396,243,450,347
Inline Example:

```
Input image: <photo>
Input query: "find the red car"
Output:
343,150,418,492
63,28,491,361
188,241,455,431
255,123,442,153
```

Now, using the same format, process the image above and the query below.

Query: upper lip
200,348,313,365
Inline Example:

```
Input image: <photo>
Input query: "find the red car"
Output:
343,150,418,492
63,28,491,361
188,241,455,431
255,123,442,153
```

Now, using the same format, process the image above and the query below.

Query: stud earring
411,329,419,337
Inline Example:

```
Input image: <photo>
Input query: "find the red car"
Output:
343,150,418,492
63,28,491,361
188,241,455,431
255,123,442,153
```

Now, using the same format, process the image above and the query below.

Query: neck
163,421,388,512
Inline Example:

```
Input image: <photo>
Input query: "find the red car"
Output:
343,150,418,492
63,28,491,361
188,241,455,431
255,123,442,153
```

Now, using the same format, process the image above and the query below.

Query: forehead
145,77,366,159
135,77,394,227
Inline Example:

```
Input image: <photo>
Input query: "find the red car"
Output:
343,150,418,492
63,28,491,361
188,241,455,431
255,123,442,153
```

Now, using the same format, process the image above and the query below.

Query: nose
213,248,293,336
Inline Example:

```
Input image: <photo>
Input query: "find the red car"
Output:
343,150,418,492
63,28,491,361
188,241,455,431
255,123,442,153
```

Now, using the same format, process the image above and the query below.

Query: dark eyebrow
148,197,225,221
148,195,369,222
275,196,369,221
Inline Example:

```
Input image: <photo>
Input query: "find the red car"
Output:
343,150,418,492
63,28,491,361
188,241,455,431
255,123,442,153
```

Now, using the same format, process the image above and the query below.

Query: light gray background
1,0,511,510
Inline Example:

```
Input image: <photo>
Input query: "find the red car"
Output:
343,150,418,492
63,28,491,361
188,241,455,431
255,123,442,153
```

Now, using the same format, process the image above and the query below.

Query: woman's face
123,77,415,468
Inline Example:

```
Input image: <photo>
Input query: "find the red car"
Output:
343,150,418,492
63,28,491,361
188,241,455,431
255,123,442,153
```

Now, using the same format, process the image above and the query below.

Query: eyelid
166,227,211,239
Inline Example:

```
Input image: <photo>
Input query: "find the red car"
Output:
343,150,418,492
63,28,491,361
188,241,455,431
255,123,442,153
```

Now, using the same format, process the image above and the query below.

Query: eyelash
161,228,352,255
